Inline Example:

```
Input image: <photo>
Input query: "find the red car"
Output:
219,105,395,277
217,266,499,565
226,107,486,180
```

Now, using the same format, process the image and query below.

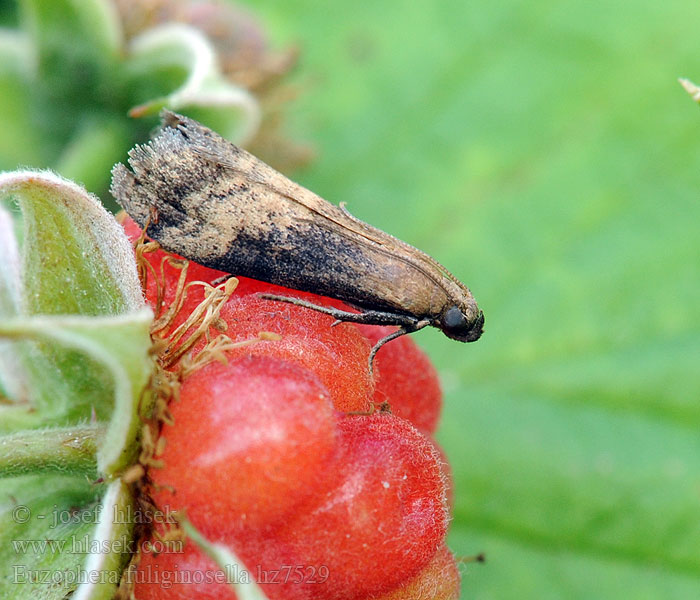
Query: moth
111,111,484,366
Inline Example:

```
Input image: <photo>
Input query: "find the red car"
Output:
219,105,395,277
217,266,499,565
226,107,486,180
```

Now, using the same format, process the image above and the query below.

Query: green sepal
0,170,143,315
124,23,261,145
0,173,152,474
0,204,26,402
0,310,154,476
71,480,135,600
0,424,102,479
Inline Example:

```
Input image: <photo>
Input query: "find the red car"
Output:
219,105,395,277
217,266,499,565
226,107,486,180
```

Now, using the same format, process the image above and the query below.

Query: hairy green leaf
0,310,153,474
0,476,133,600
0,171,143,315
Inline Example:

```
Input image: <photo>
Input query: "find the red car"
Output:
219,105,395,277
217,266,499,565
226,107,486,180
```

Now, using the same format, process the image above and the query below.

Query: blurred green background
243,1,700,598
2,0,699,598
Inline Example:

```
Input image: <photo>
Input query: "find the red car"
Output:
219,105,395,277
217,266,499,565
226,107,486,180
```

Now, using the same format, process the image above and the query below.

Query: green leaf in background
0,29,42,167
53,116,134,198
240,1,700,598
17,0,123,156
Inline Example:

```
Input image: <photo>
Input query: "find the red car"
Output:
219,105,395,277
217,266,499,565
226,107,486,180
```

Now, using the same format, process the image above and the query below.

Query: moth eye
443,306,468,331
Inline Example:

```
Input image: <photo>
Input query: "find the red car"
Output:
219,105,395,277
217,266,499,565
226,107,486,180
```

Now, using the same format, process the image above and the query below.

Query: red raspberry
234,413,449,600
213,293,374,413
370,544,461,600
150,356,338,532
133,538,236,600
123,215,375,412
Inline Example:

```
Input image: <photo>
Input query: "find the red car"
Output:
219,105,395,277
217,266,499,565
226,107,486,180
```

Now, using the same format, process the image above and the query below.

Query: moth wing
187,141,461,289
189,143,387,246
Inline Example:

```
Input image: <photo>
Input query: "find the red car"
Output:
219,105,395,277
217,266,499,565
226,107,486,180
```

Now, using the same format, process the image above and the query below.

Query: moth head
439,304,484,343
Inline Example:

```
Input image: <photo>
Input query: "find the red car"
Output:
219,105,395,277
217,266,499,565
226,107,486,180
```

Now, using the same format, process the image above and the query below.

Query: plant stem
0,423,104,478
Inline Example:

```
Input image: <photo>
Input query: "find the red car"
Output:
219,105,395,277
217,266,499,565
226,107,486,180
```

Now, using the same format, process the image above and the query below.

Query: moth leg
367,321,429,376
367,327,409,376
259,294,421,328
260,293,429,375
210,274,236,287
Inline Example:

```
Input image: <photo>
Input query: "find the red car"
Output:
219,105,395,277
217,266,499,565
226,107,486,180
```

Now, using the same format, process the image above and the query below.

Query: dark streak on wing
211,219,399,312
